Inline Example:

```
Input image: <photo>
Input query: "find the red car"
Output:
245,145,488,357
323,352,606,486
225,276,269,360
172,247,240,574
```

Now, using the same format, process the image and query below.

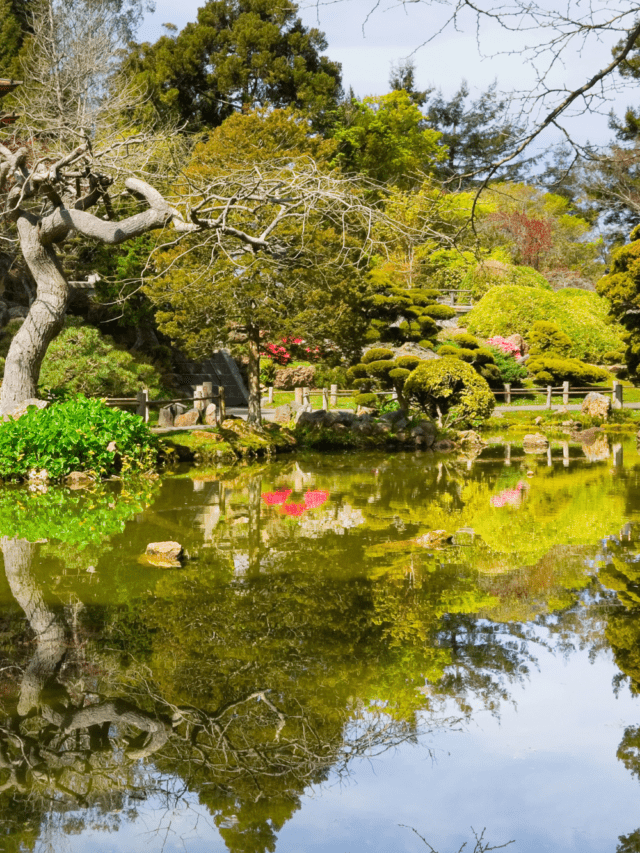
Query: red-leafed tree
488,211,554,270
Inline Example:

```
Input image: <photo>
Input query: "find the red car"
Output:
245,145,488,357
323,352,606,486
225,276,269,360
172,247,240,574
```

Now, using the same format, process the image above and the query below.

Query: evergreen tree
120,0,343,131
424,81,528,186
388,57,429,107
0,0,32,78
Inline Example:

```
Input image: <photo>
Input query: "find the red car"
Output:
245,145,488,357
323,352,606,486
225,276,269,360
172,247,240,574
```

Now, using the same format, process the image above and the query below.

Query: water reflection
1,442,640,850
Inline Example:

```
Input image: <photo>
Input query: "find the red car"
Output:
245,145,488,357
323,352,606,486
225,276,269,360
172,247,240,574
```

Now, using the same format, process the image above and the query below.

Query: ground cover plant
0,396,158,481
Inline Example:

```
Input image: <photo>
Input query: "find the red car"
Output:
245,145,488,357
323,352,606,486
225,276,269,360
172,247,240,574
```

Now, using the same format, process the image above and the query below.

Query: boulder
356,406,377,416
324,409,356,426
65,471,93,488
390,342,440,361
274,365,316,390
158,406,175,427
418,420,437,446
433,439,456,452
522,433,549,453
174,408,200,428
458,430,485,447
505,333,527,354
8,305,28,320
3,398,48,421
204,403,218,425
581,391,611,420
297,409,328,428
273,402,301,424
144,540,183,568
0,301,9,327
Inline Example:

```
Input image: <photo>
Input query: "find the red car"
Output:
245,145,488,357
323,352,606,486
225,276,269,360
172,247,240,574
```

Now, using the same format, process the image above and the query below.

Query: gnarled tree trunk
0,214,69,413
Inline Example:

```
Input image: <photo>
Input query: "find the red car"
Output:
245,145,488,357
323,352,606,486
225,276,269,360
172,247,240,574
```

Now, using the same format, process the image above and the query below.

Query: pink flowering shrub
487,336,520,356
490,482,527,508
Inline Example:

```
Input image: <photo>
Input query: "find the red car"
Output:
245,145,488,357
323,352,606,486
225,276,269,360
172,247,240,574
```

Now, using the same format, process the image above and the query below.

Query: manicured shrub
0,396,158,481
395,355,421,371
457,347,477,363
453,333,480,349
487,346,528,385
421,304,457,321
466,285,624,360
598,231,640,377
366,359,397,379
388,367,410,388
437,344,461,357
354,393,379,409
404,357,495,426
347,364,369,381
527,356,610,385
603,350,625,365
528,321,572,356
362,347,395,364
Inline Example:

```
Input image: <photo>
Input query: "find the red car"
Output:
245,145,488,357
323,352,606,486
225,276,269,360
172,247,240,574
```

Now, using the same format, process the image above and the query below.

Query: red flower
282,503,306,516
303,490,329,509
262,489,292,506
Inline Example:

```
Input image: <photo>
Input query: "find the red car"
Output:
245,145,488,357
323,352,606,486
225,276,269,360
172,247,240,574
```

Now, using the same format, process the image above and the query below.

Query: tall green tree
120,0,343,131
0,0,32,78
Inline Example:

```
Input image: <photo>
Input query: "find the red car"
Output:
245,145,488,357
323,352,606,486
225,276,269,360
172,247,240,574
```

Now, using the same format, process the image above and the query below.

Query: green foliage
528,320,572,356
354,392,379,408
366,359,396,379
421,304,457,320
395,355,420,371
404,357,495,426
437,344,461,357
36,319,166,398
120,0,343,132
388,367,410,386
332,90,445,187
453,333,480,349
361,347,395,364
487,346,528,385
597,233,640,377
0,0,30,77
0,396,158,481
346,364,368,381
312,363,349,389
466,285,624,360
526,355,610,385
260,359,277,386
0,479,156,545
603,350,626,364
461,259,552,301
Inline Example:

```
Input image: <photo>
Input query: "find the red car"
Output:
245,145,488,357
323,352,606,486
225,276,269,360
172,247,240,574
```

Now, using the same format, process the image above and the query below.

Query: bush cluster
525,321,609,385
0,396,158,481
347,348,421,408
436,332,504,387
461,259,552,301
404,357,495,426
466,285,624,360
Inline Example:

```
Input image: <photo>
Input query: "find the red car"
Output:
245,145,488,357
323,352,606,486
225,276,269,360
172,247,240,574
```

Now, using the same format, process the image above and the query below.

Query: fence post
504,383,511,405
295,386,303,405
202,381,213,410
613,380,624,409
267,385,273,405
330,384,338,407
322,387,329,410
136,389,149,423
546,385,552,409
194,384,205,412
563,381,569,405
218,385,226,422
303,387,311,410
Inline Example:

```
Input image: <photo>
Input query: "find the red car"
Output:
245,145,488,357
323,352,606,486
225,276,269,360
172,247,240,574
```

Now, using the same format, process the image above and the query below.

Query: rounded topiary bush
437,344,460,357
0,396,158,481
347,364,369,381
366,359,396,379
362,347,395,364
527,356,610,385
453,333,480,349
404,357,495,426
528,321,572,356
422,304,457,321
354,393,379,409
395,355,421,371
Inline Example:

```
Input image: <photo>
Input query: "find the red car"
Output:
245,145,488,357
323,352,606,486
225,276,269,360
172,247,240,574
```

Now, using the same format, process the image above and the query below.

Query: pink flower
281,503,306,516
303,490,329,509
262,489,292,506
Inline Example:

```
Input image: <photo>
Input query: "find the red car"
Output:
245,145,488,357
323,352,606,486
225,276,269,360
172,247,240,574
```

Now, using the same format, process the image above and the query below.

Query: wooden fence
101,382,226,424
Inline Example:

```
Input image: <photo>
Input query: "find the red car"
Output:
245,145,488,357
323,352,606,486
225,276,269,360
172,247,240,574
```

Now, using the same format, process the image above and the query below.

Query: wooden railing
100,382,226,424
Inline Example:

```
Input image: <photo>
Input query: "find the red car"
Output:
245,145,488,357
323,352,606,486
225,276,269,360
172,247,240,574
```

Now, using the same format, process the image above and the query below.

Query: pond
2,436,640,852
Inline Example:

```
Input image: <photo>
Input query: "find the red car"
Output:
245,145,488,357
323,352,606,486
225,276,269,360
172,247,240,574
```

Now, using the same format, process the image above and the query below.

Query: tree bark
0,214,69,413
247,326,262,425
1,536,66,716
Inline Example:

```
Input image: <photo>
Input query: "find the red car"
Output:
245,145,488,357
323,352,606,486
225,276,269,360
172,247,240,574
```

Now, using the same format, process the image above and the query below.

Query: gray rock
324,409,356,426
3,398,48,421
433,439,456,452
356,406,377,417
8,305,28,320
581,391,611,420
158,405,175,427
297,409,328,428
174,408,200,427
274,365,316,390
144,541,183,568
411,426,425,438
0,301,9,327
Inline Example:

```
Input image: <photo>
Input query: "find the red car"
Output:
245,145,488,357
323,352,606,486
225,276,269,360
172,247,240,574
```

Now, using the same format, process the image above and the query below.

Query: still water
2,437,640,852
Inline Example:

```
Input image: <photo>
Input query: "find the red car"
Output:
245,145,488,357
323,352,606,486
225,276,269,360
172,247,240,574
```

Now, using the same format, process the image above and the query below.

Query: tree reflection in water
1,446,640,851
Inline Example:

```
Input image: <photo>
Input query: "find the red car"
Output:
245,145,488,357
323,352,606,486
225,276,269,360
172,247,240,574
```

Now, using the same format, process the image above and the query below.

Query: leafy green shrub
528,321,572,356
457,347,477,363
389,367,410,387
366,359,396,379
260,359,277,386
404,357,495,426
313,364,349,389
346,364,369,381
422,304,457,320
37,319,167,398
461,259,552,300
466,285,624,360
0,396,158,481
453,333,479,349
603,350,625,365
362,347,395,364
527,356,610,385
354,393,379,409
395,355,421,371
487,346,528,385
437,344,461,357
597,233,640,377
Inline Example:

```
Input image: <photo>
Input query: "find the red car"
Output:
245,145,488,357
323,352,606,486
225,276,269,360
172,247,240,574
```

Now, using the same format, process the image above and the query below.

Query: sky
137,0,638,151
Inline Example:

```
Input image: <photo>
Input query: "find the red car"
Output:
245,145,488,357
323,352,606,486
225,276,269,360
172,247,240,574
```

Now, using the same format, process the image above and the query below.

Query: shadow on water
1,440,640,850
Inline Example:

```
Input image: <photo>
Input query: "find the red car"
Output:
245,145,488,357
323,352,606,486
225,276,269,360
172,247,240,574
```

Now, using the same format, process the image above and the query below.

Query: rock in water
522,433,549,453
581,391,611,420
174,408,200,427
144,541,183,568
